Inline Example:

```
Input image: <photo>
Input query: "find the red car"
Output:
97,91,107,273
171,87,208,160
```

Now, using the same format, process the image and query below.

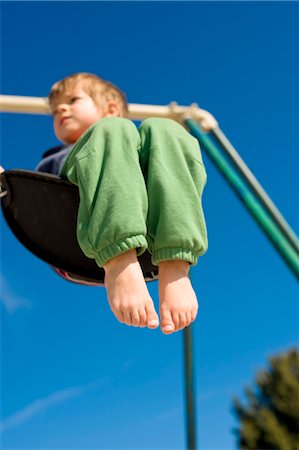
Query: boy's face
52,83,108,144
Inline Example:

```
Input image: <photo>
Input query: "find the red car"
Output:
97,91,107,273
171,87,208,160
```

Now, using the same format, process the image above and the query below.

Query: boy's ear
105,101,122,117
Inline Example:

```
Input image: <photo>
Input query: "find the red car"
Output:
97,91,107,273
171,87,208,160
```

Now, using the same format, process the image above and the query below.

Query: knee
92,117,137,136
139,117,203,163
140,117,181,133
139,118,190,142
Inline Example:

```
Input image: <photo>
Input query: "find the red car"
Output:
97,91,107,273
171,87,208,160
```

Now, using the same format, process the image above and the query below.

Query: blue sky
1,1,298,449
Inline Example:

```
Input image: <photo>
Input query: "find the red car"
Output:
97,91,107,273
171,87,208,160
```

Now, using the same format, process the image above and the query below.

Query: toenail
149,319,159,326
163,325,174,332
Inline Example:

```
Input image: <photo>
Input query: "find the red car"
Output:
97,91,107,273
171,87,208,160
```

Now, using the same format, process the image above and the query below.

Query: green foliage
232,348,299,450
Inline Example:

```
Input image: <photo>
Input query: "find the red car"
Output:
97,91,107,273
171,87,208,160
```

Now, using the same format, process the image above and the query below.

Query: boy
37,73,208,335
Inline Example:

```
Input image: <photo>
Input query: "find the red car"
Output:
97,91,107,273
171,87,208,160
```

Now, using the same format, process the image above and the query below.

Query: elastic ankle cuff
95,235,148,267
152,248,199,266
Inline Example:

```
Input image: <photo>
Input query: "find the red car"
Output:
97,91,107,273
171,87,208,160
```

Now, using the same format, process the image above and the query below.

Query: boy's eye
69,96,81,104
50,96,82,115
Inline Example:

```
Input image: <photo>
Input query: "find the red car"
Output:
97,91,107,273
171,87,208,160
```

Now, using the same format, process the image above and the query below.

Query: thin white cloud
0,274,32,313
0,378,107,433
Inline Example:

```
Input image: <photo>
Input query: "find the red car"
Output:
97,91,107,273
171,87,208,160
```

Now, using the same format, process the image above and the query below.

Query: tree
232,348,299,450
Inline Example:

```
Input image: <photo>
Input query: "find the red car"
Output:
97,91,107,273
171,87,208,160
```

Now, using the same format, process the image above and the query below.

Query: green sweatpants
60,117,208,267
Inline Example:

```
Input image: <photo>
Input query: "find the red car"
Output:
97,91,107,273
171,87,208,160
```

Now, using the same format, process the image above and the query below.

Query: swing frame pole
0,95,218,128
210,126,299,254
184,118,299,280
184,324,197,450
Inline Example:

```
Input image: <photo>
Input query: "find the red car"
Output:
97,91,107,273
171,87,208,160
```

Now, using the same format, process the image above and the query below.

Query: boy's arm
35,145,72,175
0,145,70,176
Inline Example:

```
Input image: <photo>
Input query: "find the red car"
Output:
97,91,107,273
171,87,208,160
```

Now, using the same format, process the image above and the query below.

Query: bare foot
103,250,159,329
159,260,198,335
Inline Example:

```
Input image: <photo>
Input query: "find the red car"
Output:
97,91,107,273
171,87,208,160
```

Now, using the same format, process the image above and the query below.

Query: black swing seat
0,170,158,286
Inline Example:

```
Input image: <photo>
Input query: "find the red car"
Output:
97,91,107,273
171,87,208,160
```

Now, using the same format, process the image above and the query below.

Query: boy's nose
56,103,69,113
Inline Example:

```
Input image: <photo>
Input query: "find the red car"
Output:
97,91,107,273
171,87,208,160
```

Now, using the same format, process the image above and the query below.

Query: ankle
103,249,138,274
159,260,190,277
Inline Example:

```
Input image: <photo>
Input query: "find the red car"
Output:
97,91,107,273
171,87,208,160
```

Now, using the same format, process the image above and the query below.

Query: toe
186,311,193,326
172,312,180,331
110,304,125,324
131,311,141,327
191,306,198,322
186,311,192,327
122,310,132,326
178,313,187,331
145,301,159,329
160,308,175,334
139,308,147,327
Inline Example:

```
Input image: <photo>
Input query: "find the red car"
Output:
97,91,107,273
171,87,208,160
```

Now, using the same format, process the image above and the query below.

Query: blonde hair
48,72,129,117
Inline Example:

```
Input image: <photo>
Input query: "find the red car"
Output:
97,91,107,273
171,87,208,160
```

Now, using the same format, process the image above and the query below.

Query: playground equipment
1,95,298,450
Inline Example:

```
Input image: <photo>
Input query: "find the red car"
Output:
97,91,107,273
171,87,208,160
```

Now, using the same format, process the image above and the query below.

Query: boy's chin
61,133,80,145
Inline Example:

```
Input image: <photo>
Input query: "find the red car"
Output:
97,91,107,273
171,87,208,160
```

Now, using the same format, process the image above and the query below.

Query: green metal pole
184,324,197,450
210,126,299,254
185,119,299,280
